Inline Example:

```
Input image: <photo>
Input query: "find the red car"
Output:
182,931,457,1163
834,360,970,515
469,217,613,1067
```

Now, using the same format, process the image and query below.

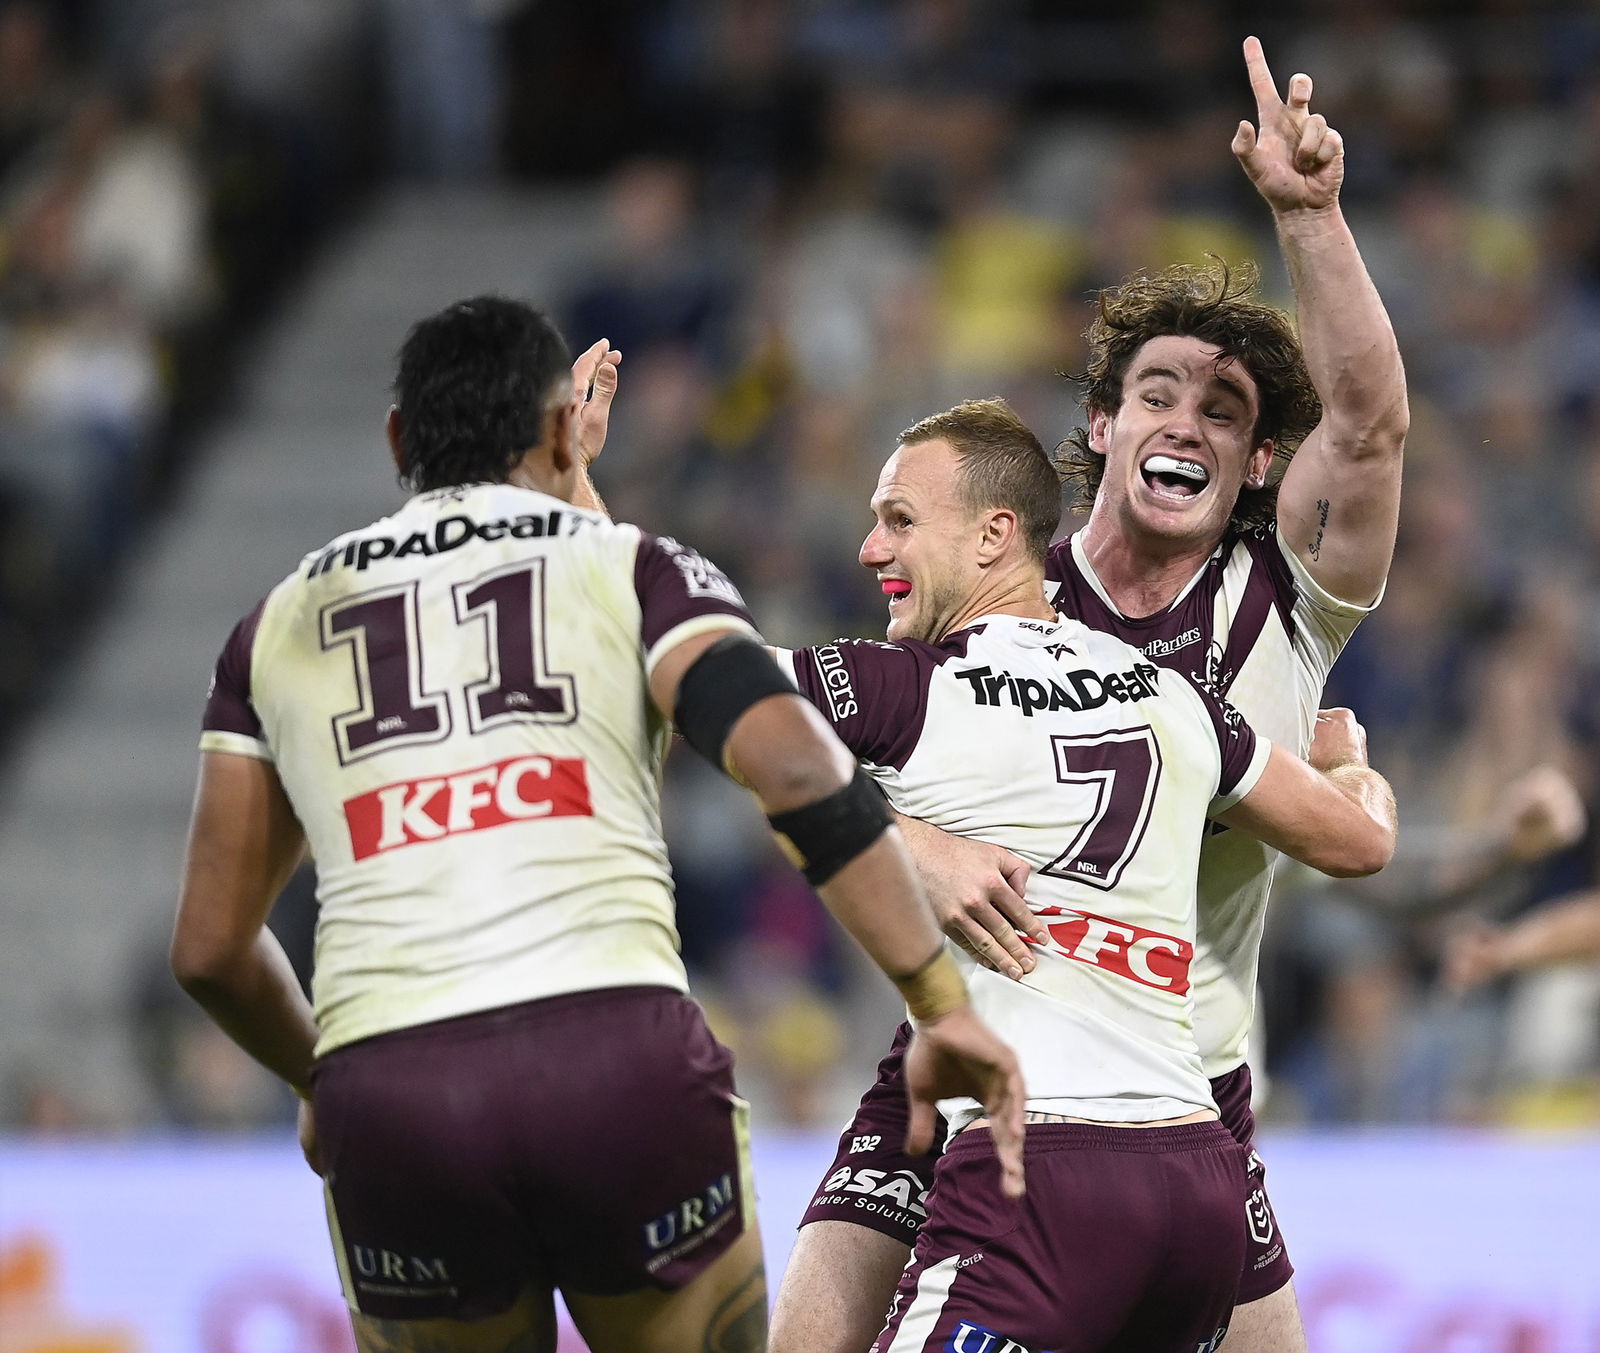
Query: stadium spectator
1446,892,1600,991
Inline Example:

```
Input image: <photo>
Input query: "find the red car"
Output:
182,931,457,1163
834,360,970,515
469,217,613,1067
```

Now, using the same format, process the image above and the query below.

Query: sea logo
821,1166,928,1219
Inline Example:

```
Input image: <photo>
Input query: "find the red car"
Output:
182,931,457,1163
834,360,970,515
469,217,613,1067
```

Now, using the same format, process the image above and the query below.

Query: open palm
1232,36,1343,213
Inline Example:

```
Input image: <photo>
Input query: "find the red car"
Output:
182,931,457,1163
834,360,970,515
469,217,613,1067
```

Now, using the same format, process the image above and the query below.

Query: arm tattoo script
1308,497,1331,561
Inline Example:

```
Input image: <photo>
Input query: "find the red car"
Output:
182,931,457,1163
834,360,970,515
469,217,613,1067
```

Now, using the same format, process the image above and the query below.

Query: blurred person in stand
1276,551,1598,1126
377,0,520,181
566,156,729,369
1446,893,1600,992
0,1,76,182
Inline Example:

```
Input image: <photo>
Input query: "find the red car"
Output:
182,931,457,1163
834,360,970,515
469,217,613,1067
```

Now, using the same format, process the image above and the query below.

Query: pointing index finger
1242,35,1282,117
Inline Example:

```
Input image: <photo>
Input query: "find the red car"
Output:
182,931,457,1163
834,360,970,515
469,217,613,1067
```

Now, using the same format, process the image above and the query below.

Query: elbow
169,929,237,999
1319,825,1396,879
756,747,853,813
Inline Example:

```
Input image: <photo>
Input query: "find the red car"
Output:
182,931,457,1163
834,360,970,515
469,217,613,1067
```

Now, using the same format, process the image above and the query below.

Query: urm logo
948,1323,1034,1353
643,1173,737,1252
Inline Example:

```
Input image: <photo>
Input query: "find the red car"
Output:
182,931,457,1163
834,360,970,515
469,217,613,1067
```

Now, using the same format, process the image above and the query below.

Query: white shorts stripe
322,1180,359,1312
880,1254,962,1353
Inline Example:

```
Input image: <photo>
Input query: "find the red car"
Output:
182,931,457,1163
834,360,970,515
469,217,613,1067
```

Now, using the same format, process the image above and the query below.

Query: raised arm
652,630,1026,1192
1233,35,1408,605
1216,707,1396,877
1445,892,1600,992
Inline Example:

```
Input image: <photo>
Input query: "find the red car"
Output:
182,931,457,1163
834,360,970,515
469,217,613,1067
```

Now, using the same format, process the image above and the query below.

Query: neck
508,455,577,505
939,564,1055,639
1076,499,1220,619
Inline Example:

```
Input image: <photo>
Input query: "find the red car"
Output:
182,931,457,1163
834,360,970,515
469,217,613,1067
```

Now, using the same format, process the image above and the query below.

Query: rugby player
770,37,1409,1353
169,298,1026,1353
770,400,1395,1352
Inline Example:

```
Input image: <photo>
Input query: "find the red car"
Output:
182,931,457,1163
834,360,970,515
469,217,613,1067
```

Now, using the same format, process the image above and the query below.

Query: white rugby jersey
781,615,1270,1124
201,483,759,1056
1048,526,1377,1077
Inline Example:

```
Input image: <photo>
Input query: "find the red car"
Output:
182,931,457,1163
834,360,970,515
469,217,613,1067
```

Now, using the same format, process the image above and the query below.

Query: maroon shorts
1208,1062,1294,1303
801,1024,1294,1304
311,986,751,1321
871,1121,1246,1353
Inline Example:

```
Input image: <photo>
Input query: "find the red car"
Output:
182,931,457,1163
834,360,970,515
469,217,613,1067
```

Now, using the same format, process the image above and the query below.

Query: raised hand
1231,35,1344,214
1498,765,1588,864
571,338,622,467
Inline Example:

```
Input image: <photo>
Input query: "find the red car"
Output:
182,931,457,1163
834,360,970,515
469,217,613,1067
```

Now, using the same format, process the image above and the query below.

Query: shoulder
785,637,950,769
789,636,944,701
630,528,758,670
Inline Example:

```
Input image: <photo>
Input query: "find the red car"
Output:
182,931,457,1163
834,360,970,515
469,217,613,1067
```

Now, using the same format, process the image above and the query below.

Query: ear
385,406,406,478
547,400,578,475
1245,439,1274,489
1087,409,1113,457
976,508,1020,565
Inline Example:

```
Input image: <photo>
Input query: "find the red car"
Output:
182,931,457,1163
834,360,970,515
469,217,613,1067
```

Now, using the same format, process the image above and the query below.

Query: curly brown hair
1057,259,1321,533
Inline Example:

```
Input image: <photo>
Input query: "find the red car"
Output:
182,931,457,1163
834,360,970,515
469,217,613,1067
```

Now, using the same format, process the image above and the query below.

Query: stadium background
0,0,1596,1348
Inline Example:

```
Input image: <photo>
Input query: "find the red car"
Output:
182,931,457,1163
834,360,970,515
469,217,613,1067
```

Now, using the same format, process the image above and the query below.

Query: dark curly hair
1058,260,1321,533
392,296,572,493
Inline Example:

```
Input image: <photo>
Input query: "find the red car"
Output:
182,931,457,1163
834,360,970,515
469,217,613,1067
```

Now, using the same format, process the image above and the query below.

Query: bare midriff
963,1107,1217,1133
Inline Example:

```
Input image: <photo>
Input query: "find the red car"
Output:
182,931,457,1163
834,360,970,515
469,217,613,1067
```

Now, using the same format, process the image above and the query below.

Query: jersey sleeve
775,639,935,769
634,532,761,676
1267,525,1383,692
200,598,272,761
1171,669,1270,812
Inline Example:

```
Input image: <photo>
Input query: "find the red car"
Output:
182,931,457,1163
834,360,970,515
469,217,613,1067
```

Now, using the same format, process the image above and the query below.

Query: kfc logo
1038,907,1192,994
344,754,592,859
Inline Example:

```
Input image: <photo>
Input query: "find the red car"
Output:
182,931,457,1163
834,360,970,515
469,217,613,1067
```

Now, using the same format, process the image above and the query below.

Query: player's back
201,483,757,1054
783,614,1267,1124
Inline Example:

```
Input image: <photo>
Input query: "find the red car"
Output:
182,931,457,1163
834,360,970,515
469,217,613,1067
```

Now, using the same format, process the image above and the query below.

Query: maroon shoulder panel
1219,527,1297,680
633,532,757,653
202,596,269,740
1049,530,1302,706
788,638,953,771
1175,669,1260,797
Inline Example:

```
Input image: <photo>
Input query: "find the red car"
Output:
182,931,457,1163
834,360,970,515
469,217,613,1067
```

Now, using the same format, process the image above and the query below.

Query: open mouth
882,578,912,608
1141,454,1210,501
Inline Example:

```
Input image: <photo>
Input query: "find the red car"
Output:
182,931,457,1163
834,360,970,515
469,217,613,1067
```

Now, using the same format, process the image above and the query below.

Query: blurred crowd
0,0,376,741
7,0,1600,1133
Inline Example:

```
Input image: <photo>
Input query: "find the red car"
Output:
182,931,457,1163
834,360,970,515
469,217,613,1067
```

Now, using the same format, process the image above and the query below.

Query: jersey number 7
1040,727,1163,891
